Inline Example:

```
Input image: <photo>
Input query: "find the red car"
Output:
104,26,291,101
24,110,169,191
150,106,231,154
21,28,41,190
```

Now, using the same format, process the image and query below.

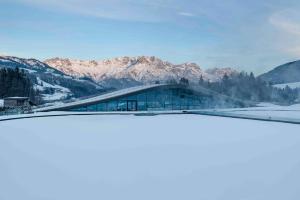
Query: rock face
259,60,300,84
45,56,237,88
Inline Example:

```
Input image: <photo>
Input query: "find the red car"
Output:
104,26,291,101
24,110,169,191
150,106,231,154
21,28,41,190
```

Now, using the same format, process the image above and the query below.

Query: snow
214,103,300,120
44,56,236,84
34,77,72,101
0,114,300,200
34,77,55,90
0,58,13,64
20,68,37,73
42,92,69,101
42,85,71,101
1,56,102,102
273,82,300,89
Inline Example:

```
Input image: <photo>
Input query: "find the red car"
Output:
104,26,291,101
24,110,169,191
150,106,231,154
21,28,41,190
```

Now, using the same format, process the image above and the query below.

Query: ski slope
1,114,300,200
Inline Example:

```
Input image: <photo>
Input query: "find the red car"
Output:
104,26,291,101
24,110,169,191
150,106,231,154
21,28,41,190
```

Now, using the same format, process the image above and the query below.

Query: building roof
35,84,170,112
4,97,29,100
35,83,252,112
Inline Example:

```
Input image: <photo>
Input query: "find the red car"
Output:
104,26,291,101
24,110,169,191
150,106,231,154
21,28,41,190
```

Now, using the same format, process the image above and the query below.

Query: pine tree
0,68,41,104
199,75,204,85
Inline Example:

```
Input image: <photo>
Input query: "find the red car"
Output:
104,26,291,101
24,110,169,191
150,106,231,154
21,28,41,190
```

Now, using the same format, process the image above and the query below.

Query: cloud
178,12,196,17
269,8,300,56
0,52,8,56
269,9,300,36
5,0,300,73
13,0,180,22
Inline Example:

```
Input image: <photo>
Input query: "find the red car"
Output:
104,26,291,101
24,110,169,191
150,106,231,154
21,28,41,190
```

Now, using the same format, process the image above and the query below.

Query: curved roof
35,83,252,112
35,84,171,112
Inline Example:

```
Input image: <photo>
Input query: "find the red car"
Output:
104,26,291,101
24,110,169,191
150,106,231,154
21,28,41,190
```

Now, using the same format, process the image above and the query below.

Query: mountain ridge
259,60,300,84
0,56,105,102
45,56,238,88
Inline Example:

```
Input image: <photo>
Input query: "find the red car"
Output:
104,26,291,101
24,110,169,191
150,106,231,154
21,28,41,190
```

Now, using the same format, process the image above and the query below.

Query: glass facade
68,87,242,112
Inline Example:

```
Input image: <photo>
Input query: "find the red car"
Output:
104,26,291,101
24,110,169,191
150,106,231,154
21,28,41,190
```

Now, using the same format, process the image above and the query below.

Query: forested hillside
0,68,41,104
0,56,105,102
198,72,300,104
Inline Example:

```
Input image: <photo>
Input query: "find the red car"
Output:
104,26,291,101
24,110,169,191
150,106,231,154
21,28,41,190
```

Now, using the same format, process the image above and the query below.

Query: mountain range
0,55,238,102
44,56,237,88
2,55,300,102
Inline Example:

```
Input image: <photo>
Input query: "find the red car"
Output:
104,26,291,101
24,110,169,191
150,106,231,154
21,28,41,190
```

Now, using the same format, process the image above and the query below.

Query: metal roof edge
35,84,172,112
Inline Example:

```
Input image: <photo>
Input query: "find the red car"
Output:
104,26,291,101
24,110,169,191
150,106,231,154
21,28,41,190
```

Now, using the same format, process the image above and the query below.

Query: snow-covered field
273,81,300,89
217,103,300,120
1,114,300,200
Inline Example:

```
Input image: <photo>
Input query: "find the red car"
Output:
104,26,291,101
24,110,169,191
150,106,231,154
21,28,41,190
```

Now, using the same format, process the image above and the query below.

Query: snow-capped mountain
0,56,105,102
205,67,238,82
45,56,237,88
0,55,238,102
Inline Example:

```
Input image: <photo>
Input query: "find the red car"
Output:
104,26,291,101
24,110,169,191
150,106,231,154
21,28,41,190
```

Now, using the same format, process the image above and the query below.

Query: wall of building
4,99,30,107
67,87,242,112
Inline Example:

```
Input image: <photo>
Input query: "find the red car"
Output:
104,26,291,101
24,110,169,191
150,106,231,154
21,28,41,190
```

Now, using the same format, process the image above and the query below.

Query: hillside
0,56,105,102
259,60,300,84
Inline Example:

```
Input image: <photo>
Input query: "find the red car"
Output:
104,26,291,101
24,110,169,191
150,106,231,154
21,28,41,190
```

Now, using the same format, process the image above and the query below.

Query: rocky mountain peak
44,56,237,88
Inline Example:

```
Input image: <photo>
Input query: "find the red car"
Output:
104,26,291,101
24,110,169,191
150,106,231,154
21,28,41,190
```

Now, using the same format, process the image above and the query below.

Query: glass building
38,84,246,112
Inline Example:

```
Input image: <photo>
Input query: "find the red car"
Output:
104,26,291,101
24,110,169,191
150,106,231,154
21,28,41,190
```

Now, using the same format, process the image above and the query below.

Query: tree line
0,68,41,104
198,72,299,104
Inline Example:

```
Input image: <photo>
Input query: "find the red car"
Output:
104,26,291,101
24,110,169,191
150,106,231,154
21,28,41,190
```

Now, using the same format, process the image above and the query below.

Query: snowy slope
34,77,72,101
45,56,237,88
0,56,104,102
273,82,300,89
1,114,300,200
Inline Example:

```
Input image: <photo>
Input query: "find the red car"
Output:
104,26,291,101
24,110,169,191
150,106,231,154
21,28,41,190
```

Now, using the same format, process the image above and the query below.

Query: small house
0,99,3,108
4,97,31,108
